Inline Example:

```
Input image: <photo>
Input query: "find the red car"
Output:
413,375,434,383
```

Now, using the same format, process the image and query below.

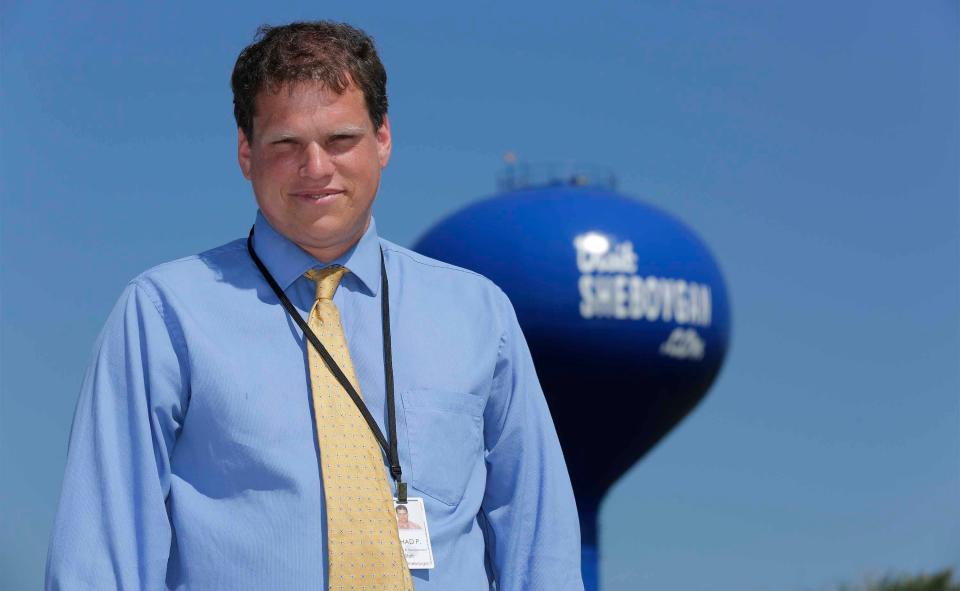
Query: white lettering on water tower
574,232,711,360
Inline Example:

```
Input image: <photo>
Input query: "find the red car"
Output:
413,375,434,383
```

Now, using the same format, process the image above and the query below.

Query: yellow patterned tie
304,266,413,591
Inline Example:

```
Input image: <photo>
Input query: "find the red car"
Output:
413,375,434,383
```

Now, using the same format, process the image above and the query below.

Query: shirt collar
251,210,381,296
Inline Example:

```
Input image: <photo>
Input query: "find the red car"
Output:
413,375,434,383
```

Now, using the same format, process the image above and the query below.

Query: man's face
239,81,391,262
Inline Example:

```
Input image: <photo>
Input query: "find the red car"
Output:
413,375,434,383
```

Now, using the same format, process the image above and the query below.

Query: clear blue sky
2,1,957,589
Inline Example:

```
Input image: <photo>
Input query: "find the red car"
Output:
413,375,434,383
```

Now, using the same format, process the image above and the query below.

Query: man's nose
300,142,334,179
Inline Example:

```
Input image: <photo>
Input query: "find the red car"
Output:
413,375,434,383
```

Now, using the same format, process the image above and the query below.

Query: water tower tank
413,164,731,589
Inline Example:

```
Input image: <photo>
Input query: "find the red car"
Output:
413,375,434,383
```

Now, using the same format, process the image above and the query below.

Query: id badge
393,497,435,569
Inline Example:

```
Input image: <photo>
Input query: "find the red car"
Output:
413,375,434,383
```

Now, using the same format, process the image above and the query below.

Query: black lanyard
246,226,407,503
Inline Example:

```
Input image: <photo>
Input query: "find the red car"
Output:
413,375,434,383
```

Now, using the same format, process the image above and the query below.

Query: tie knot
305,266,348,300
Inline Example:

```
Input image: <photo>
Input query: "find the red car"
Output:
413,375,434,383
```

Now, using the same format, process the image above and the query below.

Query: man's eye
268,138,298,148
329,135,359,150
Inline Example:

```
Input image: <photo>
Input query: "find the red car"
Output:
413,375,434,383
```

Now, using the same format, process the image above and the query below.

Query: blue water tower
413,163,731,590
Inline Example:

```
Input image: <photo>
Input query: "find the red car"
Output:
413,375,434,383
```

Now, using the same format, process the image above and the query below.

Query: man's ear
238,127,252,180
376,114,392,169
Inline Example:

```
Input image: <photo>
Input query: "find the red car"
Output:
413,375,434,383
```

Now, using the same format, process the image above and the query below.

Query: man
46,21,583,590
395,505,422,530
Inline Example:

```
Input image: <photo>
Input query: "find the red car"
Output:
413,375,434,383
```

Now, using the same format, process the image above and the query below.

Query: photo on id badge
394,497,435,569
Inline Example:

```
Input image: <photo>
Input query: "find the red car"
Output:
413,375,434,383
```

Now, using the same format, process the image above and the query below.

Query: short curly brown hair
230,21,388,140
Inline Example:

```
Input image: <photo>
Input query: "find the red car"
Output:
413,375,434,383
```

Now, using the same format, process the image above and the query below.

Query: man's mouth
292,190,343,202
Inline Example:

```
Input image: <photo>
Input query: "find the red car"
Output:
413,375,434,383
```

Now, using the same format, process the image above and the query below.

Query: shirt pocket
400,388,484,506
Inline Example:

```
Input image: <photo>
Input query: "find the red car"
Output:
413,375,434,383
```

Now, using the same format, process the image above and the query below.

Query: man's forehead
249,80,373,133
252,80,366,118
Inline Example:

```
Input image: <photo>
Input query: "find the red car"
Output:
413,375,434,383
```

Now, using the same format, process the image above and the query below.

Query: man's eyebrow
263,131,298,142
330,125,366,136
261,126,366,142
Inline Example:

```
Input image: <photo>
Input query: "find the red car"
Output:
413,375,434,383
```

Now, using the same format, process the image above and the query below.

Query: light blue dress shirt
46,212,584,591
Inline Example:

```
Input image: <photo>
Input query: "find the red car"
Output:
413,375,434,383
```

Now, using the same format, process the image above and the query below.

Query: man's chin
292,223,369,262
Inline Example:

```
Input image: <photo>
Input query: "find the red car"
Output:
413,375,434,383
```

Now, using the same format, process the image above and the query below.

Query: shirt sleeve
45,279,188,590
480,288,585,591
